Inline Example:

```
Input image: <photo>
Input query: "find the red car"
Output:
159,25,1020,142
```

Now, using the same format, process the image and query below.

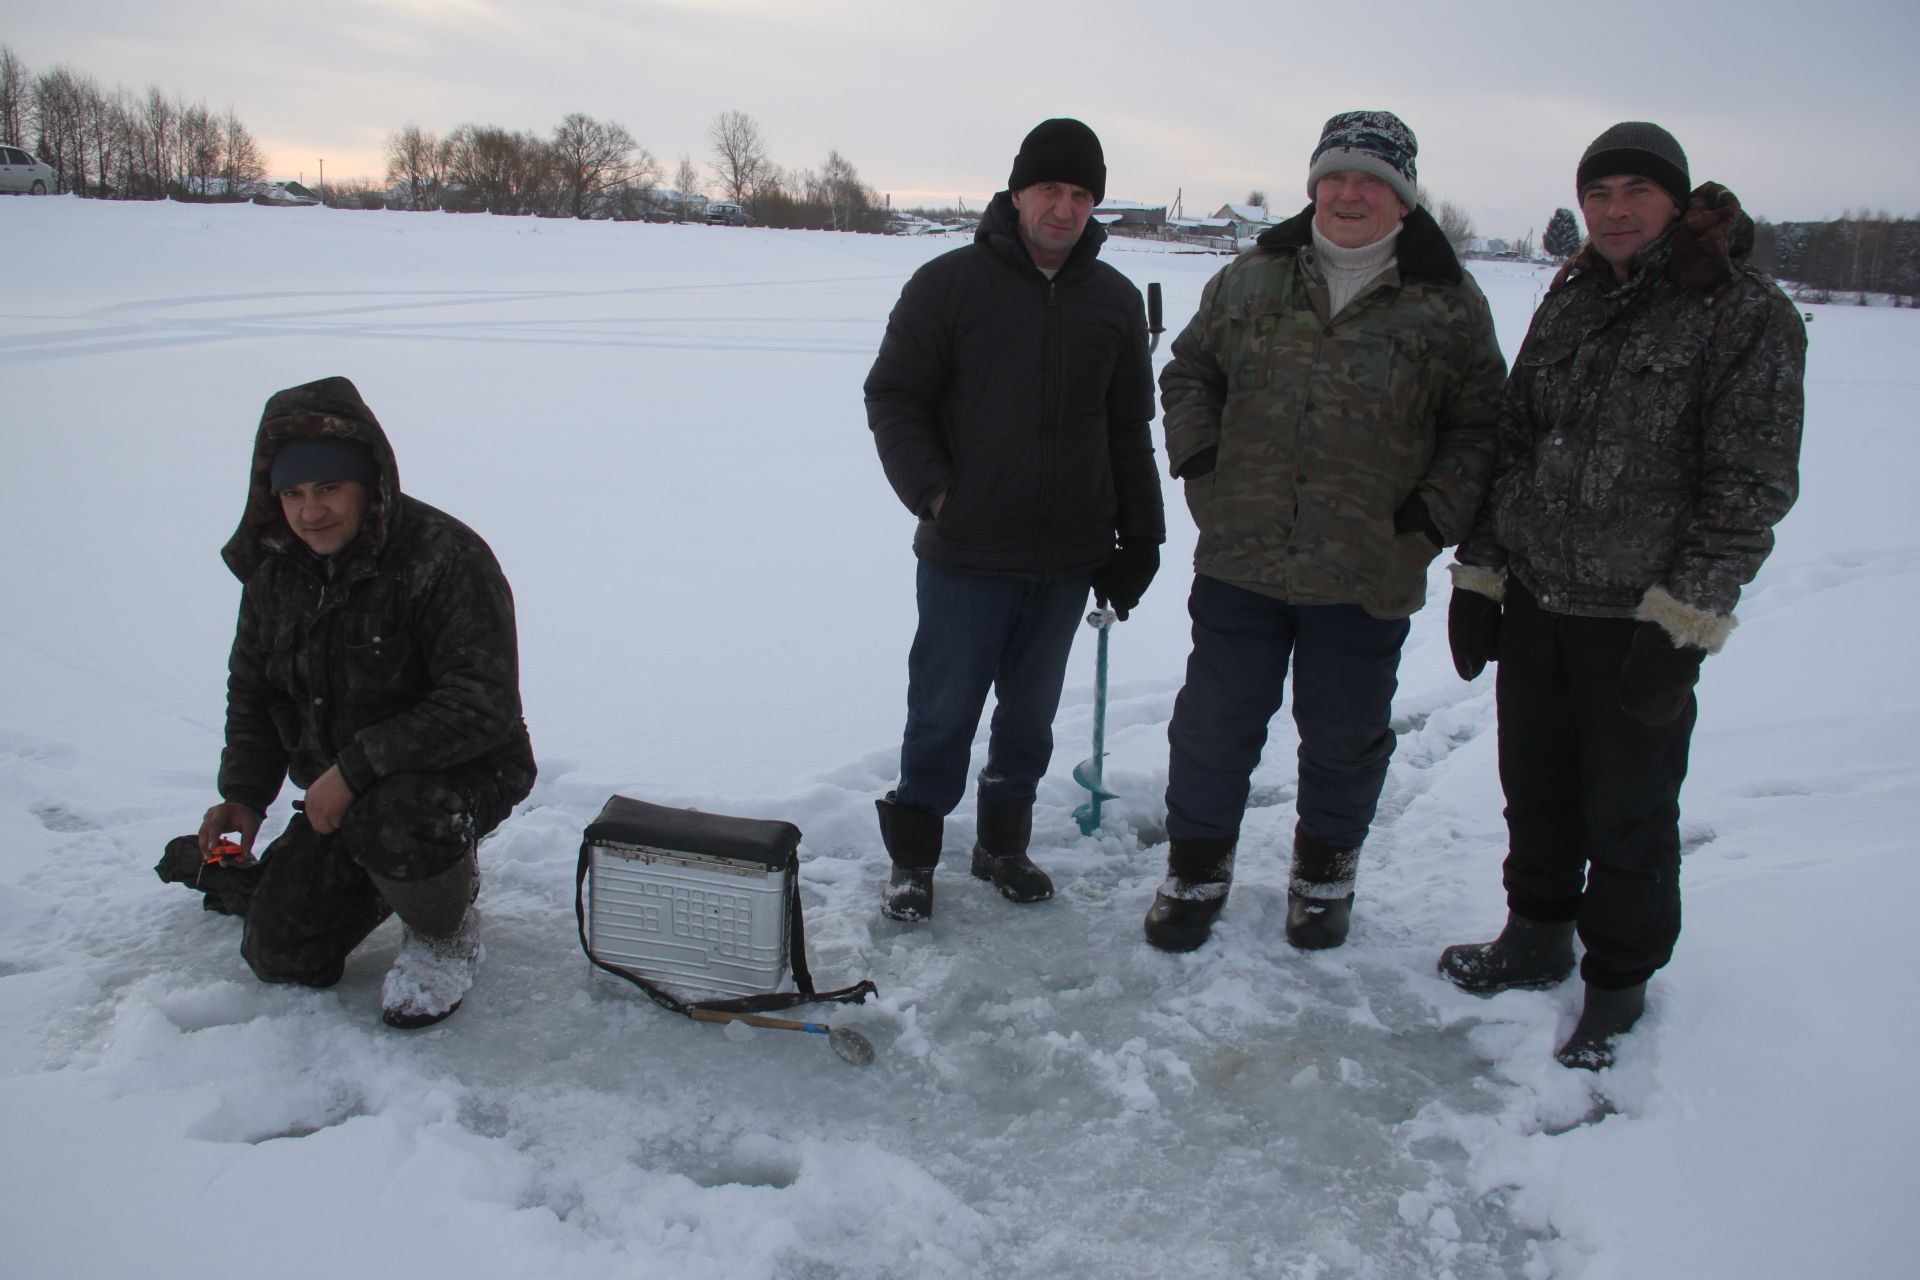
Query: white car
0,145,54,194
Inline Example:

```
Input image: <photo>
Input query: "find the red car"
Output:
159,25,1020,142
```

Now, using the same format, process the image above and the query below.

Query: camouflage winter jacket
216,377,537,816
1456,184,1804,644
1160,205,1505,619
865,191,1165,580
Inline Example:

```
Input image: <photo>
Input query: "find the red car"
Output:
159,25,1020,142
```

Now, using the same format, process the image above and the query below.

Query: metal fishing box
581,795,796,1002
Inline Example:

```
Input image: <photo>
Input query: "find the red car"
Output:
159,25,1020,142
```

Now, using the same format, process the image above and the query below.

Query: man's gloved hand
1093,542,1160,621
1448,588,1502,681
1393,492,1443,551
1619,623,1706,726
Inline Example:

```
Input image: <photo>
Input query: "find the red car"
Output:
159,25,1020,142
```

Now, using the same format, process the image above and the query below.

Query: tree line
1752,214,1920,303
0,45,266,198
373,108,888,231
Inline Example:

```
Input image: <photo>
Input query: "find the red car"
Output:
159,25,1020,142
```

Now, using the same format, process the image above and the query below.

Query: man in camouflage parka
1438,123,1804,1069
1144,111,1505,953
171,375,536,1029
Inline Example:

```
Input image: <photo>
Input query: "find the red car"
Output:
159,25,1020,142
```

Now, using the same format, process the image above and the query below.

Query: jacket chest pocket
340,611,418,695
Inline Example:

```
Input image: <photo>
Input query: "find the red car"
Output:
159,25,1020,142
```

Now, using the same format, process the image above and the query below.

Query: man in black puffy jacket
864,118,1165,922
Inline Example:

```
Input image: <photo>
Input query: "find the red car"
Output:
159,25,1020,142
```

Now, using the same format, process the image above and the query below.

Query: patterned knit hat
1008,118,1106,204
1307,110,1419,209
1577,122,1689,210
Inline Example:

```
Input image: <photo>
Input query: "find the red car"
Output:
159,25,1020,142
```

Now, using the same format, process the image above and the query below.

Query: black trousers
241,762,515,988
1496,582,1695,989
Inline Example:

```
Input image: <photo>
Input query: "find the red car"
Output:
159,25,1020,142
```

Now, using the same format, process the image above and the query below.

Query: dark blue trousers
1496,582,1694,989
894,561,1091,817
1164,575,1408,849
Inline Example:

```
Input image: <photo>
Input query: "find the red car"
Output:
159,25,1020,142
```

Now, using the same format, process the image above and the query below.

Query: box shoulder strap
574,835,876,1017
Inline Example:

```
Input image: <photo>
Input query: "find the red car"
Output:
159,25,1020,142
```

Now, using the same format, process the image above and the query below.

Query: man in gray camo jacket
1144,110,1506,955
1438,123,1805,1069
161,376,536,1030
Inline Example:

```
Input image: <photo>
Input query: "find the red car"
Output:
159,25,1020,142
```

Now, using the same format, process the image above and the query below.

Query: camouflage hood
220,376,404,583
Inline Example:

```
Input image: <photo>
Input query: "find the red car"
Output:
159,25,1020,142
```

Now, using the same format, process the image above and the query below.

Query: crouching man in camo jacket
160,376,536,1029
1439,123,1805,1068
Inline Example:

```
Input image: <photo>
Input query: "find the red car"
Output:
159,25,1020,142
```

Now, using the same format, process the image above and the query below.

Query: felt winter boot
1555,982,1646,1070
875,792,943,922
1285,831,1359,950
371,851,481,1030
969,796,1052,903
1144,837,1237,952
1438,912,1576,994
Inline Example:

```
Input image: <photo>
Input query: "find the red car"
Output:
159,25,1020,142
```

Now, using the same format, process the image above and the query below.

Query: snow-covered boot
969,796,1052,904
1555,982,1646,1070
1285,831,1358,950
1144,837,1236,952
1438,912,1576,994
371,852,480,1030
876,792,942,922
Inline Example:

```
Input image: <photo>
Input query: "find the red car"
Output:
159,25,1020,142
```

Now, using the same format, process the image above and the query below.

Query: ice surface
1,197,1917,1278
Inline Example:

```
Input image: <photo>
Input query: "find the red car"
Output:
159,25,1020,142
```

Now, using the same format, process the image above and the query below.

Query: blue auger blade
1074,607,1119,836
1072,756,1119,801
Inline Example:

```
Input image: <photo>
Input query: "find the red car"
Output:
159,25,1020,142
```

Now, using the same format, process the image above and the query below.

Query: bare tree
0,45,30,146
180,101,222,194
443,124,548,214
385,123,442,209
550,112,639,219
221,108,265,188
707,109,769,206
1246,188,1268,210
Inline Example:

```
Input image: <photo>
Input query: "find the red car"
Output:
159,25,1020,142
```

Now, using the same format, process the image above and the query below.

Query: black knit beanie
270,439,376,494
1577,122,1690,210
1007,119,1106,204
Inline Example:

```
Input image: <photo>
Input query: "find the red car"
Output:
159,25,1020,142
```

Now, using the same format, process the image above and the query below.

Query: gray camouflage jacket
217,377,537,815
1161,204,1506,619
1456,183,1805,649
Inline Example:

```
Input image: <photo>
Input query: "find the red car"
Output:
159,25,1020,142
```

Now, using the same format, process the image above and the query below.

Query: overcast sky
8,0,1917,235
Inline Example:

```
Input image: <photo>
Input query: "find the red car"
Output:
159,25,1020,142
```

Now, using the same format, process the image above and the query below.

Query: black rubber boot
1285,831,1359,950
1438,912,1576,994
876,792,943,922
969,797,1052,903
1556,982,1647,1070
1144,837,1236,952
155,833,263,918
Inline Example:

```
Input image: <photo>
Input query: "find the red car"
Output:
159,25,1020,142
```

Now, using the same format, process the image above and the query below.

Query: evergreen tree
1544,207,1582,258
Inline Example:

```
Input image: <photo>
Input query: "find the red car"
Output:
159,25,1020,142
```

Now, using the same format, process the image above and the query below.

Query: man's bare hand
303,765,357,835
199,802,264,857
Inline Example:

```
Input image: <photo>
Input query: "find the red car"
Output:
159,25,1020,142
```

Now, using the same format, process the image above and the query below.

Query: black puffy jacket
864,192,1164,579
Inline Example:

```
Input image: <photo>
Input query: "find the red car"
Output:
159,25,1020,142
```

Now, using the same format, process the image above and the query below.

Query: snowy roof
1216,203,1274,222
1094,198,1164,213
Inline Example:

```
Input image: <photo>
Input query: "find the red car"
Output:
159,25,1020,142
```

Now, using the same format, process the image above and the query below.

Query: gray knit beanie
1307,110,1419,210
1577,122,1690,210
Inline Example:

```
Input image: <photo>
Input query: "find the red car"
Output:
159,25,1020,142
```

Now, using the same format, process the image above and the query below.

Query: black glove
1177,446,1217,479
1619,622,1706,726
1393,492,1443,551
1447,587,1502,681
1092,542,1160,621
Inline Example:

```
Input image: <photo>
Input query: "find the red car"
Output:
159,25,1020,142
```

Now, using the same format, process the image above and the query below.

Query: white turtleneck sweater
1311,222,1402,318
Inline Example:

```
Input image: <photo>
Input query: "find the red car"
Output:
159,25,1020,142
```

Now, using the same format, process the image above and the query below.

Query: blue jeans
894,562,1091,816
1164,575,1407,849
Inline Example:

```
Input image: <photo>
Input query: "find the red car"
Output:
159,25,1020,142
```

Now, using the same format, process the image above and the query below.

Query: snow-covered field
2,196,1916,1279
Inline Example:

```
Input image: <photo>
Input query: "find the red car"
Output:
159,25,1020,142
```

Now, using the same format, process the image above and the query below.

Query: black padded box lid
584,795,800,870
